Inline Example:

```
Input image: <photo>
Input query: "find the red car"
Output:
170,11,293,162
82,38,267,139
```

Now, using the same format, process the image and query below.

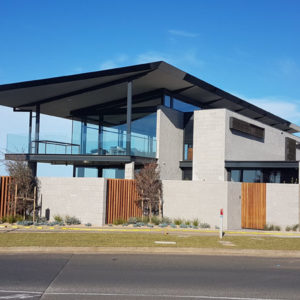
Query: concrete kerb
1,224,300,237
0,247,300,257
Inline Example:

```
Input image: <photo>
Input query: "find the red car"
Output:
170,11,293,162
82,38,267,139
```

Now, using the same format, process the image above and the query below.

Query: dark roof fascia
225,161,299,169
0,61,162,92
184,73,291,127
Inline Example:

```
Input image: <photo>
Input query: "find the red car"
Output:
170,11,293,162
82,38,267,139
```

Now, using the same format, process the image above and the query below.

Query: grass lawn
0,232,300,250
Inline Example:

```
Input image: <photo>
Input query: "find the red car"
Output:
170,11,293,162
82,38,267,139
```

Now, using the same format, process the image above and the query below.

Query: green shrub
113,218,126,225
151,216,161,225
292,224,299,231
7,215,16,224
264,224,275,231
274,225,281,231
1,216,7,223
200,222,210,229
185,220,191,226
16,215,23,222
136,216,149,224
173,218,182,226
54,215,63,223
286,226,291,231
192,218,199,227
64,215,81,225
128,217,137,224
161,217,171,224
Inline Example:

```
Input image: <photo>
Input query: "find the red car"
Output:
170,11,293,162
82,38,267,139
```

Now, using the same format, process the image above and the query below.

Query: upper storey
0,61,299,134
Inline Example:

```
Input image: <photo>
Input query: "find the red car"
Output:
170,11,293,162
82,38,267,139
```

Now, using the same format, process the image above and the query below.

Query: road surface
0,253,299,299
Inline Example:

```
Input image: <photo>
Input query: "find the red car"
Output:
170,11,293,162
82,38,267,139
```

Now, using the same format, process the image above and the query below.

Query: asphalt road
0,254,300,300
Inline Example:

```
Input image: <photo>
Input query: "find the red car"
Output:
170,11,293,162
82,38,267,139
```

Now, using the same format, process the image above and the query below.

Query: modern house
1,62,300,229
0,61,299,183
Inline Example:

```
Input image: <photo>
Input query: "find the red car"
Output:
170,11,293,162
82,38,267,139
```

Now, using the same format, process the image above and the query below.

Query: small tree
5,159,38,218
135,162,162,221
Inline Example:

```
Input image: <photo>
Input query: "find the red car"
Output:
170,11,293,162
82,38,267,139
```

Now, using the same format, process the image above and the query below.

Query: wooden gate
106,179,142,224
241,183,266,229
0,176,13,218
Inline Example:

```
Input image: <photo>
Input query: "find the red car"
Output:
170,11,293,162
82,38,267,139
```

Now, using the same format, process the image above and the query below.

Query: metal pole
28,111,32,154
35,104,40,154
126,81,132,155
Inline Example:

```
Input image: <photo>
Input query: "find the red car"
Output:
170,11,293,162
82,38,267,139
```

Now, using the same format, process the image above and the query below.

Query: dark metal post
28,111,32,154
126,81,132,155
81,118,87,154
35,104,40,154
98,114,103,155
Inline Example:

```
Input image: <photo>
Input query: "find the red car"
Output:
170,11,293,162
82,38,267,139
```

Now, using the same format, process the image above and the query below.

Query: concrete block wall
162,180,240,229
156,106,184,180
193,108,300,182
225,110,300,161
193,109,226,182
266,183,300,228
227,182,242,230
39,177,107,226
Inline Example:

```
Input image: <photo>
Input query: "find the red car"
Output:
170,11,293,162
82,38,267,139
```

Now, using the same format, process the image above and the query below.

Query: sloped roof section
0,61,298,133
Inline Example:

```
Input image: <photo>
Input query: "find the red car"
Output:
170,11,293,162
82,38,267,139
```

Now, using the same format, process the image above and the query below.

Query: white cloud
168,29,198,38
135,50,204,69
99,54,129,70
230,92,300,124
249,98,300,123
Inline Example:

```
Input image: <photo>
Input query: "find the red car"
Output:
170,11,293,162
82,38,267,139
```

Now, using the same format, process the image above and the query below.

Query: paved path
0,254,300,299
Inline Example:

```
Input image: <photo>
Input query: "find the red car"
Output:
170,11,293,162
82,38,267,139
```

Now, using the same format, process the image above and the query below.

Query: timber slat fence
241,182,266,230
0,176,13,218
106,179,142,224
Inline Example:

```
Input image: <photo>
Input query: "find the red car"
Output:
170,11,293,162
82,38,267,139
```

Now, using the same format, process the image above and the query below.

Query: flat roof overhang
0,61,299,133
225,161,299,169
5,153,155,167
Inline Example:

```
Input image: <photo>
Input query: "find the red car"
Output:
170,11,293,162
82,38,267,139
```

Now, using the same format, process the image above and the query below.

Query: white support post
219,208,223,239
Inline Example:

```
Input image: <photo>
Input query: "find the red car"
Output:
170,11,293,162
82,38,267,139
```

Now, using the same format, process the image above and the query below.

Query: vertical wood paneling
241,183,266,229
106,179,142,224
0,176,13,218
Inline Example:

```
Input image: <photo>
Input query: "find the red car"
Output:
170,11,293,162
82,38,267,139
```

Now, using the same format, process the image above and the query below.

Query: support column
28,111,32,154
125,162,135,179
126,81,132,156
35,104,40,154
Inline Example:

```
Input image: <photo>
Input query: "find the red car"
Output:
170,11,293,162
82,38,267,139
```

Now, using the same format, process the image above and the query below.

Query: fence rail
106,179,142,224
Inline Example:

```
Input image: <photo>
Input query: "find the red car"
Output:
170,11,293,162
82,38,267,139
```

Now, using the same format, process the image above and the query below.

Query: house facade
1,62,300,229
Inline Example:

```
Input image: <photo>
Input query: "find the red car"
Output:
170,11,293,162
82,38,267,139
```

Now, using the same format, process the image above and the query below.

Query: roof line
0,61,162,92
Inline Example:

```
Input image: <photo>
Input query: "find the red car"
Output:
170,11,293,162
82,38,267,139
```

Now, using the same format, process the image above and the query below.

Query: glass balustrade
6,132,156,158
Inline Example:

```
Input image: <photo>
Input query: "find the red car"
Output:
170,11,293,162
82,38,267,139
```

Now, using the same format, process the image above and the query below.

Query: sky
0,0,300,176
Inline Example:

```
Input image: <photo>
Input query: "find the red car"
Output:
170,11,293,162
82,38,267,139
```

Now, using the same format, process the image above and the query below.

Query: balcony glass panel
6,134,80,155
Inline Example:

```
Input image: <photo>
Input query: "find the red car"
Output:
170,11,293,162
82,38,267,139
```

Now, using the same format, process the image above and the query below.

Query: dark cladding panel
230,117,265,139
285,137,296,161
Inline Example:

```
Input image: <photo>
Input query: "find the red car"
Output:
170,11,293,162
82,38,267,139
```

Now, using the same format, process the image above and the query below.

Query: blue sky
0,0,300,175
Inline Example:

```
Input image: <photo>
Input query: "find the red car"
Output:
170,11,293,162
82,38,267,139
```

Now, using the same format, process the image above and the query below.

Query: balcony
6,132,156,158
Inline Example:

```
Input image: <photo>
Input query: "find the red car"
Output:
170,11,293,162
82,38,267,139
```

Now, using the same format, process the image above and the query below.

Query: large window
72,112,157,158
229,168,298,183
164,95,199,113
